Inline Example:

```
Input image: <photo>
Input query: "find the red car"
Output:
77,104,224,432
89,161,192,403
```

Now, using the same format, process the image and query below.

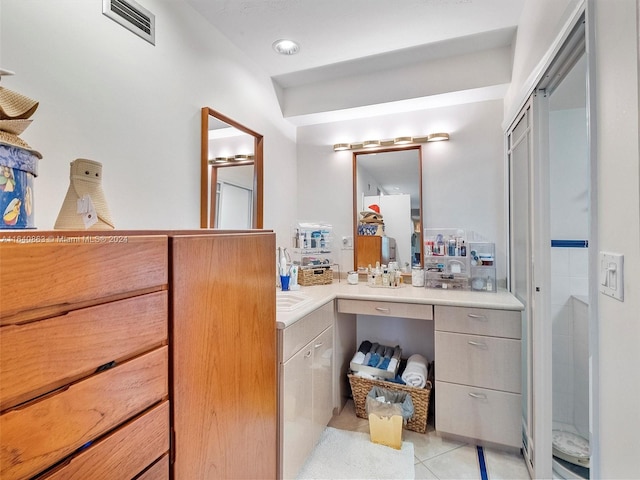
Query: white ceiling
185,0,526,123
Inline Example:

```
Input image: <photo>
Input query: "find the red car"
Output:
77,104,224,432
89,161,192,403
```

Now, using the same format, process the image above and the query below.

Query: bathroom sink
276,291,312,311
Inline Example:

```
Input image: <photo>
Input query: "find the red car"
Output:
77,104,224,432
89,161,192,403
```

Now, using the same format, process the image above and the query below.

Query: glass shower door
508,99,534,476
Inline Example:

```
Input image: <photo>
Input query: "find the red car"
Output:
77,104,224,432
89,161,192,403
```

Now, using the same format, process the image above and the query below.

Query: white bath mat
296,426,415,480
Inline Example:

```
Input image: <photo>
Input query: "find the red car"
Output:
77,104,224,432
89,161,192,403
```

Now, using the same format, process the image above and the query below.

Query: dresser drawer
41,401,169,480
0,235,168,323
435,331,521,393
435,305,521,339
337,299,433,320
0,291,168,411
280,301,333,362
435,380,521,448
0,346,168,480
136,454,169,480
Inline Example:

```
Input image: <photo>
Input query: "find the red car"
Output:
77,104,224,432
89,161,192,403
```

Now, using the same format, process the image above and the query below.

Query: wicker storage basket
298,267,333,286
348,368,432,434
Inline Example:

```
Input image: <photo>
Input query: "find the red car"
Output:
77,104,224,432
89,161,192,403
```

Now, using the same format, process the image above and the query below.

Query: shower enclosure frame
506,3,599,478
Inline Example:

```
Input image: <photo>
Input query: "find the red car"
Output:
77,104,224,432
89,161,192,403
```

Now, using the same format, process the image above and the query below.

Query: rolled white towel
387,357,398,372
401,353,429,388
351,351,366,365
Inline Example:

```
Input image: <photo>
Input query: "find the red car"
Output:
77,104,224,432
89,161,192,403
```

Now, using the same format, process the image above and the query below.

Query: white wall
296,100,506,279
592,0,640,477
504,0,582,119
550,109,589,240
0,0,297,245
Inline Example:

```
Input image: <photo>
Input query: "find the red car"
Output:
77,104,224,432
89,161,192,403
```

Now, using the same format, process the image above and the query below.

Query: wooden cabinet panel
0,347,168,480
434,305,521,339
356,235,382,267
41,401,169,480
435,331,521,393
0,291,168,410
337,298,433,320
435,381,521,448
0,235,168,324
171,233,276,480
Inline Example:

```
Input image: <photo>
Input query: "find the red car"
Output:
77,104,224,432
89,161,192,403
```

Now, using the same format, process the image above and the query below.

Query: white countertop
276,281,524,329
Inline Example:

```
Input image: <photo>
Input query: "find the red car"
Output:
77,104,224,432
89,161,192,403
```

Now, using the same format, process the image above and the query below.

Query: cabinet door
281,342,313,480
312,326,334,442
356,235,382,268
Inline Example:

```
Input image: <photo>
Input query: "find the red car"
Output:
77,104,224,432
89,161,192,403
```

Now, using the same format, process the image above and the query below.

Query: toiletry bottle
460,241,467,257
448,238,456,256
486,275,493,291
382,268,390,287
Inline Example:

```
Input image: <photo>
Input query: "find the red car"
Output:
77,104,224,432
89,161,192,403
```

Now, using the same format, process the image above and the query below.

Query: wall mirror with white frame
353,145,423,271
200,107,264,229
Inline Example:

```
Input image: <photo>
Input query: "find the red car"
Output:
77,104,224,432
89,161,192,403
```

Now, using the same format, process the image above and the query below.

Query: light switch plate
599,251,624,301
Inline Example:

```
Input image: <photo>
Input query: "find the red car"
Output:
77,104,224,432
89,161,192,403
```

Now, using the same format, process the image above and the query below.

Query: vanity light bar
208,154,255,165
333,133,449,151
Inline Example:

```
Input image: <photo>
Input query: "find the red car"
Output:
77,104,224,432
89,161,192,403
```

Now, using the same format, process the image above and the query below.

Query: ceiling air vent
102,0,155,45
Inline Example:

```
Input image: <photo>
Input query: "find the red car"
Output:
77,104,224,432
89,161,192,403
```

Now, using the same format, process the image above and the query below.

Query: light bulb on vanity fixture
427,132,450,142
332,132,450,151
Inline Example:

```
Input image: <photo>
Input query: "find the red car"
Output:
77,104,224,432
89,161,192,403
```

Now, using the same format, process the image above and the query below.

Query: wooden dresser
0,234,170,480
0,230,277,479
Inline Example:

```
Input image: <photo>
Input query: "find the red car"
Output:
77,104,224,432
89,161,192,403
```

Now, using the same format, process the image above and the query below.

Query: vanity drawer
434,305,521,339
41,401,169,480
0,291,168,411
280,301,333,362
0,235,168,324
0,346,168,480
435,331,521,393
337,299,433,320
435,380,521,448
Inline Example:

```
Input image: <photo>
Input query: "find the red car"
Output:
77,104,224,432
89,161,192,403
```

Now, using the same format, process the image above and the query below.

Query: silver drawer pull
304,350,312,358
375,307,391,313
468,392,488,400
468,340,487,348
314,342,323,349
467,313,487,320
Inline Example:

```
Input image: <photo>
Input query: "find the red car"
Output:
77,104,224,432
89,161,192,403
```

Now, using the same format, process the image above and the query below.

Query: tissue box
0,144,38,229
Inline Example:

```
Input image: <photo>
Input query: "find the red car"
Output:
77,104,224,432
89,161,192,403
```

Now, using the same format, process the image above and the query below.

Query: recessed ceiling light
272,39,300,55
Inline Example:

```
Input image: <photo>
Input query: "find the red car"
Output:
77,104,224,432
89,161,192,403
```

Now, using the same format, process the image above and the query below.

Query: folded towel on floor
401,353,429,388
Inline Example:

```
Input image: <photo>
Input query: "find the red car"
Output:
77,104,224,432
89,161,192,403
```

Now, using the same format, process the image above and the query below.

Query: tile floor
328,400,531,480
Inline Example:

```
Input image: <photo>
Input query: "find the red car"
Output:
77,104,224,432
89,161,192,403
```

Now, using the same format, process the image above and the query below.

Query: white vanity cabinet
278,301,334,480
434,305,522,448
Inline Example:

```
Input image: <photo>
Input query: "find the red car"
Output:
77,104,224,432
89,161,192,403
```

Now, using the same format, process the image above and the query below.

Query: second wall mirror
353,145,423,271
200,107,264,229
